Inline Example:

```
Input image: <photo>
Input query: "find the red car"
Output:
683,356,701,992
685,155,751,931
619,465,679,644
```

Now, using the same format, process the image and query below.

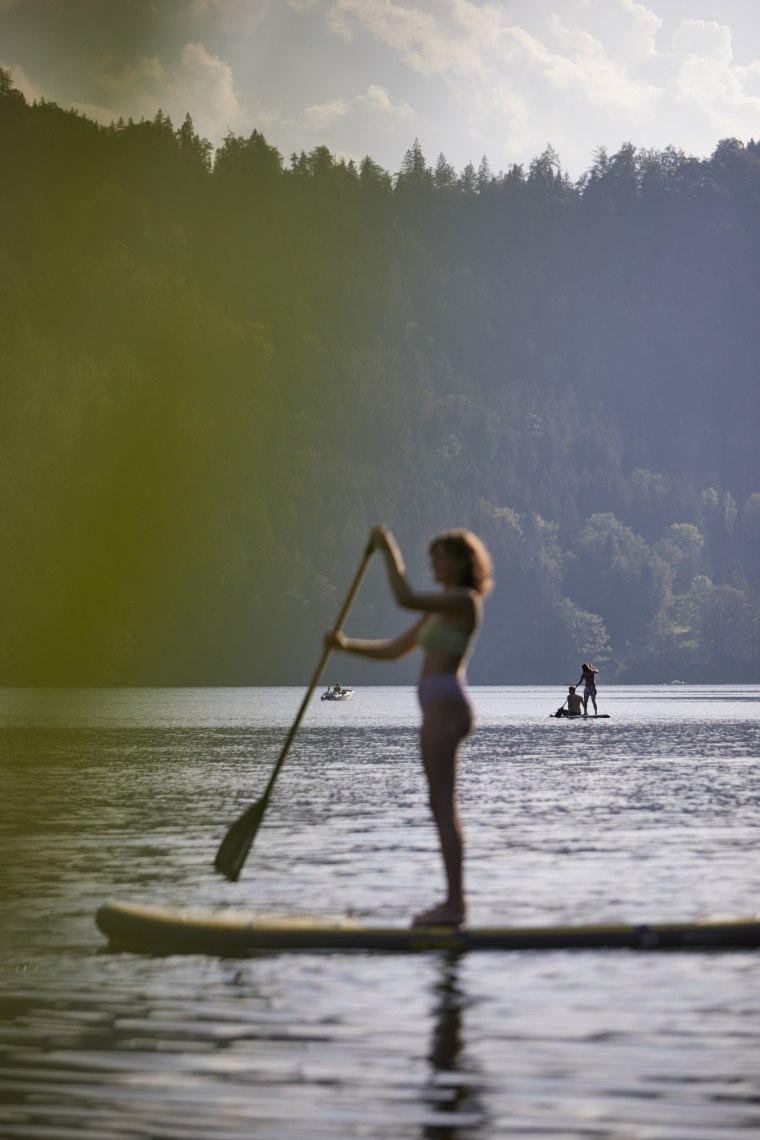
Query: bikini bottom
417,673,469,709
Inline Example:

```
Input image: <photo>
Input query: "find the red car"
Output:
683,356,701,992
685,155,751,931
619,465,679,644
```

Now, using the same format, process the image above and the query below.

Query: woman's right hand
325,630,348,652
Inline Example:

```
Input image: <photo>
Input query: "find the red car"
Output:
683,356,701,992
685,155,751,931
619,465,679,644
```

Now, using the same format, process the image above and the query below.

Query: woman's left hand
370,524,392,550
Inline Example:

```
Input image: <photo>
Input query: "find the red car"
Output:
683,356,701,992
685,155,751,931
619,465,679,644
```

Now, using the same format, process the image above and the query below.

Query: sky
2,0,760,179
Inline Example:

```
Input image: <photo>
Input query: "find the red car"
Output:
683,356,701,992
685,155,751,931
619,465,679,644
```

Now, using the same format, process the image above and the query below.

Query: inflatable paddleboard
96,901,760,955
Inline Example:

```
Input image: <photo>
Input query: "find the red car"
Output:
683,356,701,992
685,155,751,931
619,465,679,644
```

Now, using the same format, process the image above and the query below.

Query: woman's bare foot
411,901,465,928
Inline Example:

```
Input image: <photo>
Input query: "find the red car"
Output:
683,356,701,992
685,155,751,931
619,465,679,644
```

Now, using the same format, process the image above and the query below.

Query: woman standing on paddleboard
326,524,493,928
578,662,599,716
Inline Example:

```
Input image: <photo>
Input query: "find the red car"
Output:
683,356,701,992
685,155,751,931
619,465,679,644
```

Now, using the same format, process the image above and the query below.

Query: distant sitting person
325,523,493,929
566,685,583,715
577,663,599,716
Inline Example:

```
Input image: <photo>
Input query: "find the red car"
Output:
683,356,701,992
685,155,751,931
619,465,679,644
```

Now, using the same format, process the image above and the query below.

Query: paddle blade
214,798,266,882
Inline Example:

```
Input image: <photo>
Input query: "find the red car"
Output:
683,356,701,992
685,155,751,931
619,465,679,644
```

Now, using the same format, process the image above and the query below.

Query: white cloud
88,41,249,139
673,18,732,67
619,0,661,60
672,19,760,137
540,16,660,114
305,82,412,131
305,95,347,129
326,0,500,79
572,0,662,68
3,61,46,102
360,81,413,116
170,42,247,135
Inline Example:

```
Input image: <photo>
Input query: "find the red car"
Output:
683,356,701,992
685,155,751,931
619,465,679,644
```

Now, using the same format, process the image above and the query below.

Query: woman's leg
414,698,471,926
590,689,598,714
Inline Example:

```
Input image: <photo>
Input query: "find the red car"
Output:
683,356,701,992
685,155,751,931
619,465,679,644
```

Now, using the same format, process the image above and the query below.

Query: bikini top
417,618,473,657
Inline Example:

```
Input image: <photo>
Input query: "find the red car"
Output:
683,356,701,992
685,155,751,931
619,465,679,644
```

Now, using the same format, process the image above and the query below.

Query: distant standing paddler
577,663,599,716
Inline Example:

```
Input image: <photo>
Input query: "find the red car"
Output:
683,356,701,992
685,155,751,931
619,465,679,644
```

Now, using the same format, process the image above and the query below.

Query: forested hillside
2,69,759,686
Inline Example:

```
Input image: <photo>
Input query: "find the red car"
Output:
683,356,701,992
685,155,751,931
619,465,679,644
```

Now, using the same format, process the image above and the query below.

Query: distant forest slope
1,70,759,685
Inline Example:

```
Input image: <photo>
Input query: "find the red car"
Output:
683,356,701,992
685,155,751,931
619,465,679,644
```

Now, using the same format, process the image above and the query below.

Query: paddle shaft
255,540,374,815
214,540,374,879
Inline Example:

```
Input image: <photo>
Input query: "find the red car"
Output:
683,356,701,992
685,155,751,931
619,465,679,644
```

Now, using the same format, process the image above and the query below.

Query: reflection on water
1,686,759,1138
423,958,482,1138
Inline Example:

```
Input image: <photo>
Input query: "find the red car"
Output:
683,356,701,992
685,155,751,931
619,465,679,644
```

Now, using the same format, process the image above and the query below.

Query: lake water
1,684,759,1139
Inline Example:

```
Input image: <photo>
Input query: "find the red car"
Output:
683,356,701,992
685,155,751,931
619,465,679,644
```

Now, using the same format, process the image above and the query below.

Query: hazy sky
3,0,760,178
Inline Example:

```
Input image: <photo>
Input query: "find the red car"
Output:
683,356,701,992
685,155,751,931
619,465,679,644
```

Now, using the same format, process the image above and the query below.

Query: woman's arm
326,618,425,661
371,525,416,608
371,525,475,617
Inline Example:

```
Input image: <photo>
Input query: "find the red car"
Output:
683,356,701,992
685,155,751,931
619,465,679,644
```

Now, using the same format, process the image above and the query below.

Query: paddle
214,540,375,882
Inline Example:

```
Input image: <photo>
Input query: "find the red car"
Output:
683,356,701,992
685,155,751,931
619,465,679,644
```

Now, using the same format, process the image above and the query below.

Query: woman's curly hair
430,530,494,596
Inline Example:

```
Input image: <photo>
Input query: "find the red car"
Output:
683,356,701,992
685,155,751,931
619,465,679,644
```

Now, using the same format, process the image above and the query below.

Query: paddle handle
256,540,375,812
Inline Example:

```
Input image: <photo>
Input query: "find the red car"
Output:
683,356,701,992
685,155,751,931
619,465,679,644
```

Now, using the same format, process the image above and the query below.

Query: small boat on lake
321,684,354,701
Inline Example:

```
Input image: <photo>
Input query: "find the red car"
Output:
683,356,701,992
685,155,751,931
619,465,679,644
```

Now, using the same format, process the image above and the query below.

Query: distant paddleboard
551,713,611,719
96,901,760,955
